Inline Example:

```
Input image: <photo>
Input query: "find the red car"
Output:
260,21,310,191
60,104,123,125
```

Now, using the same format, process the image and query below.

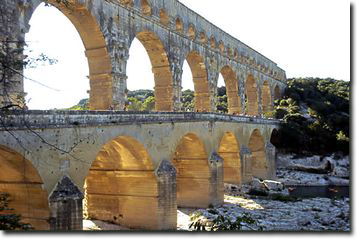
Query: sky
24,0,350,110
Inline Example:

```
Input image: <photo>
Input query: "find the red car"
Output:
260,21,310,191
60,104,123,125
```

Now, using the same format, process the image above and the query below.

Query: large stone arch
245,74,259,116
262,79,272,114
0,145,50,230
185,52,211,112
172,133,212,208
218,132,242,185
220,66,242,115
23,0,114,110
248,129,268,180
129,31,174,111
84,135,176,230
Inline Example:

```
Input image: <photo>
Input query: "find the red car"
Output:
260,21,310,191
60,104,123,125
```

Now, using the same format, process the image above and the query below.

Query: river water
287,185,350,199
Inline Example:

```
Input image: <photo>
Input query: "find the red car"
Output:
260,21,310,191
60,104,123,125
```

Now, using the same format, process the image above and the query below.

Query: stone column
240,145,253,183
49,176,84,230
0,1,26,109
108,37,129,110
207,69,219,113
168,46,183,112
208,152,224,207
155,160,177,230
265,141,277,180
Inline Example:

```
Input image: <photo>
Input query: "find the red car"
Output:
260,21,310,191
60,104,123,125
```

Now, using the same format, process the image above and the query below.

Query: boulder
263,180,284,192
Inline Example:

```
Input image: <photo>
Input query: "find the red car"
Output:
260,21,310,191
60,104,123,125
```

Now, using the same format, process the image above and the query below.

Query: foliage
216,86,228,113
189,212,258,231
273,78,349,156
0,193,33,230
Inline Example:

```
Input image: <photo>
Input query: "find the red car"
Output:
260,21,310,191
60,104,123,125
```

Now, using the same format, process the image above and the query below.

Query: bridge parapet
0,110,281,130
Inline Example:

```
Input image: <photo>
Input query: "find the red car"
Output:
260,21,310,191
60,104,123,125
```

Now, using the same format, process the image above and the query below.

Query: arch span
27,0,114,110
220,66,241,115
262,80,272,114
248,129,268,180
218,132,242,185
172,133,211,208
186,52,211,112
84,136,172,230
246,75,259,116
133,31,174,111
0,145,49,230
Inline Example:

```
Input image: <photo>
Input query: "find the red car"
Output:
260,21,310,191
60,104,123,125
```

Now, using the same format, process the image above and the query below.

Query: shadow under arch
218,132,242,185
131,31,174,111
0,145,50,230
27,0,113,110
262,79,272,114
185,52,211,112
220,66,241,115
84,136,169,230
172,133,211,208
248,129,268,180
245,74,259,116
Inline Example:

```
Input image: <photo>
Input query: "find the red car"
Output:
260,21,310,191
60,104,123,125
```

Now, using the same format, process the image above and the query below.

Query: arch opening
24,1,113,110
220,66,241,115
128,31,174,111
218,132,241,185
175,18,184,33
245,75,259,116
210,36,216,49
159,9,169,26
274,85,281,101
185,52,211,112
219,41,225,53
180,59,195,111
248,129,268,180
172,133,210,208
141,0,152,16
84,136,164,230
0,145,49,230
188,25,196,40
262,80,272,114
200,32,207,44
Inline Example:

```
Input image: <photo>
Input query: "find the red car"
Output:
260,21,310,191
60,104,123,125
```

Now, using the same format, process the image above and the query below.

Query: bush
0,193,33,230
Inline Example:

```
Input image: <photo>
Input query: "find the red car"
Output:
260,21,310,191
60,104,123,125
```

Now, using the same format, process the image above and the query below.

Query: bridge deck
0,111,281,130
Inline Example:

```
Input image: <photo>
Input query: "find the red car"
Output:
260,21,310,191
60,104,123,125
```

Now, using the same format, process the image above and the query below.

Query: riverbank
276,154,349,186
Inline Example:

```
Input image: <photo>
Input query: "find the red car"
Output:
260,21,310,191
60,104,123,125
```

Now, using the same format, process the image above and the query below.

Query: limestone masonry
0,0,286,230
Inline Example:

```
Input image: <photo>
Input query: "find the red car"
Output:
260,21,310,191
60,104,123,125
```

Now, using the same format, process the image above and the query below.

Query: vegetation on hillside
271,78,349,156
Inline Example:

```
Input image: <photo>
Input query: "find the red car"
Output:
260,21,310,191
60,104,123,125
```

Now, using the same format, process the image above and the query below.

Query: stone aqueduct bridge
0,111,280,230
1,0,286,115
0,0,287,231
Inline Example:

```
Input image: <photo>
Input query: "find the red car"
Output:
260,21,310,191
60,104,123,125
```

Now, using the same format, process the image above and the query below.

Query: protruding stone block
49,176,84,230
208,152,224,207
265,141,276,180
240,145,253,183
155,160,177,230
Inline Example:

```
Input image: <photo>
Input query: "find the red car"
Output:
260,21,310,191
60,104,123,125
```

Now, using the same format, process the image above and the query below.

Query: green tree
0,193,33,230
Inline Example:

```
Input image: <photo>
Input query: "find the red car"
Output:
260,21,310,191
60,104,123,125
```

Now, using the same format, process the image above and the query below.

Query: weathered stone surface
49,176,84,230
1,0,286,115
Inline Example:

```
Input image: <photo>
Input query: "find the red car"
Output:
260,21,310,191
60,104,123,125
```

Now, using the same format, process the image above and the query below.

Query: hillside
271,78,349,156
